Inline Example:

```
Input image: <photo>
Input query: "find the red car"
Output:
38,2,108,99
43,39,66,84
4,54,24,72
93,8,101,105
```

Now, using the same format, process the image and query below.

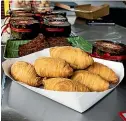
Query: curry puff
34,57,73,78
11,61,43,87
87,62,118,83
50,46,94,69
71,70,109,91
43,78,90,92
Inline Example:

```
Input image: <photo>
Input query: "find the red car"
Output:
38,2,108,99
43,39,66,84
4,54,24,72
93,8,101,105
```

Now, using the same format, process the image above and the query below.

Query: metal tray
1,75,126,121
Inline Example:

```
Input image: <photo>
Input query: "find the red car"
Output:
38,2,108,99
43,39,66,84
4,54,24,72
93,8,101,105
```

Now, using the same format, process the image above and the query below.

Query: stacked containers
9,2,71,39
42,15,71,37
10,18,39,40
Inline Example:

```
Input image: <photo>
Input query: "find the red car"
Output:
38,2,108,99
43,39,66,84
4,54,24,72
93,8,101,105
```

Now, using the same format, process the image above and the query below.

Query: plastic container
51,11,66,17
33,7,54,21
10,19,40,40
43,16,71,37
91,40,126,61
39,12,67,26
11,10,34,17
10,17,34,22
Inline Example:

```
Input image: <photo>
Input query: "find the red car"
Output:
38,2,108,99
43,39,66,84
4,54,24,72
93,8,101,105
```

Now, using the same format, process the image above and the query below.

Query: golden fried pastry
50,46,94,69
43,78,90,92
34,57,73,78
11,61,43,86
71,70,109,91
87,62,118,83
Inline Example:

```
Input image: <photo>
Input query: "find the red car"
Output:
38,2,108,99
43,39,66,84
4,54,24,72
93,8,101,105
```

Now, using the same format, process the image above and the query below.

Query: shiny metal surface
72,18,126,44
1,16,126,121
1,77,126,121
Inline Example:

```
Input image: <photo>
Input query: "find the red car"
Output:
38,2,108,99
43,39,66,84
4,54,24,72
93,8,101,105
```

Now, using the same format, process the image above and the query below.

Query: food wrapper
2,48,124,113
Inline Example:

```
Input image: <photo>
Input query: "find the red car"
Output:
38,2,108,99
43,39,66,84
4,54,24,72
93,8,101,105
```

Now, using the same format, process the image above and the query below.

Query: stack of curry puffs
11,46,119,92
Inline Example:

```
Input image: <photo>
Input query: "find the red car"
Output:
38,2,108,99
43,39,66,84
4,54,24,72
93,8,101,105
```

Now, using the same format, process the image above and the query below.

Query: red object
90,53,126,61
1,17,11,36
119,112,126,121
1,23,10,36
103,53,111,57
40,21,44,28
46,28,64,32
10,26,32,32
40,21,44,24
35,13,41,17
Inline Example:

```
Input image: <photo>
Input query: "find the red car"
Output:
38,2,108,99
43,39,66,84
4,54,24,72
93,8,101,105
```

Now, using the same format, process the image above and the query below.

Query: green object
4,40,30,58
67,36,93,53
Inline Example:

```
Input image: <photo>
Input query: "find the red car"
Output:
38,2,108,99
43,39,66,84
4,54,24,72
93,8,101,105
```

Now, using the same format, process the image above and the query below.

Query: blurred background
1,1,126,27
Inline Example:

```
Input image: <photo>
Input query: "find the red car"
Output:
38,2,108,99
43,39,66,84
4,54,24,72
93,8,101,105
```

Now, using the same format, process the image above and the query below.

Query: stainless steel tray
1,75,126,121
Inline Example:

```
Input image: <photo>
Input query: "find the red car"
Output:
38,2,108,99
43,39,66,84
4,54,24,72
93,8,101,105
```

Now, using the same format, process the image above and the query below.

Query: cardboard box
55,3,109,20
2,48,124,113
75,4,110,20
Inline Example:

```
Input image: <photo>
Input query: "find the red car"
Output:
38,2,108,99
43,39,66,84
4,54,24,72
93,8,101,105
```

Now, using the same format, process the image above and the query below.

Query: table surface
1,15,126,121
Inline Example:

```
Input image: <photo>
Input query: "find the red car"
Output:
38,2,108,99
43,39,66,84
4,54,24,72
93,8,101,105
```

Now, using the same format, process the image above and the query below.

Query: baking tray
4,40,30,59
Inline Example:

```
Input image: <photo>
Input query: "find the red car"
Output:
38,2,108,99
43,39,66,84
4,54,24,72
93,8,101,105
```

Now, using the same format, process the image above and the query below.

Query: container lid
53,17,67,21
10,19,39,26
34,6,54,13
10,8,31,11
11,10,31,13
51,11,66,14
37,6,54,10
91,40,126,61
44,15,67,22
43,15,57,18
93,40,126,55
12,12,34,17
10,17,34,21
44,20,71,27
